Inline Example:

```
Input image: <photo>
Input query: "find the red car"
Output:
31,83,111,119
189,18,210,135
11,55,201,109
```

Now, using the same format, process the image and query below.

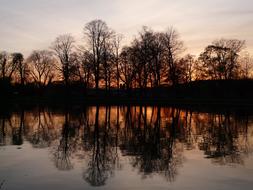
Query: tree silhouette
27,50,56,87
161,27,184,85
113,34,123,90
84,20,114,89
0,52,9,80
239,51,253,79
199,39,245,80
1,20,253,93
12,53,28,85
76,50,94,88
51,34,77,86
0,51,17,82
118,46,136,90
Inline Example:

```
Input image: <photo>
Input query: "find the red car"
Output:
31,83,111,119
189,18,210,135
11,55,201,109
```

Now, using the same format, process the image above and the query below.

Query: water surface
1,106,253,190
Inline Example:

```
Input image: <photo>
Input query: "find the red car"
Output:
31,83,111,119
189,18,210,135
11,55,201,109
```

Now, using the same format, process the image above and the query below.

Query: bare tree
178,54,195,83
0,51,8,79
161,27,184,85
136,27,155,88
101,31,115,90
27,50,56,86
77,49,94,88
12,53,28,85
121,27,184,87
51,34,77,86
126,27,156,89
118,47,136,90
112,34,123,89
150,32,165,87
238,52,253,79
84,20,113,89
213,39,245,79
0,51,19,82
199,39,245,80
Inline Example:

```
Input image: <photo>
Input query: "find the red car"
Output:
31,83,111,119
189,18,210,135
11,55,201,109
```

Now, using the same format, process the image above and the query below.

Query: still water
0,106,253,190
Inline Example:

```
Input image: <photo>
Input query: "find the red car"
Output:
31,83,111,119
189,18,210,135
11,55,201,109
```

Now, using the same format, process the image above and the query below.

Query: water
0,106,253,190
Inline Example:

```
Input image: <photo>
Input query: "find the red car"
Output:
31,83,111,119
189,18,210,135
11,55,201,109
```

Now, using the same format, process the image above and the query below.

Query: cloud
0,0,253,56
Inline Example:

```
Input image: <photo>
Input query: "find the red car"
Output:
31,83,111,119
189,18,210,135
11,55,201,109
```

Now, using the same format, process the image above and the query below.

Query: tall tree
149,32,164,87
77,50,94,88
0,51,9,79
101,31,115,90
161,27,184,85
84,20,113,89
12,53,27,85
51,34,77,86
128,27,156,89
28,50,56,86
113,34,123,89
136,27,155,88
118,47,136,90
239,52,253,79
199,39,245,80
178,54,195,83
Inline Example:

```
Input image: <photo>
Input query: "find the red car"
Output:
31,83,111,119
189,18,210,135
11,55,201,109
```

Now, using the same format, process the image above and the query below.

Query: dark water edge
1,79,253,107
1,96,253,111
1,98,253,123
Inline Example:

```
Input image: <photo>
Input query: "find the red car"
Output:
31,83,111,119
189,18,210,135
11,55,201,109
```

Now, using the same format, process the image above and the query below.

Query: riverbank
1,79,253,107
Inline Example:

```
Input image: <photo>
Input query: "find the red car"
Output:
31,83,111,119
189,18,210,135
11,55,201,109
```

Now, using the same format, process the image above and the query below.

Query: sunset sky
0,0,253,56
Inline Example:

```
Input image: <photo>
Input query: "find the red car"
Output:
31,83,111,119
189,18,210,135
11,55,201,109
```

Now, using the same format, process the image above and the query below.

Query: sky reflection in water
1,106,253,190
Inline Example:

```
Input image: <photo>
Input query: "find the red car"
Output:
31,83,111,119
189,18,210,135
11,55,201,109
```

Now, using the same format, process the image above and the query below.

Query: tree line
1,19,253,90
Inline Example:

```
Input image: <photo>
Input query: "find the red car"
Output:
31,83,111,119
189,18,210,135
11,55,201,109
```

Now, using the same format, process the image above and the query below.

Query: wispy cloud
0,0,253,56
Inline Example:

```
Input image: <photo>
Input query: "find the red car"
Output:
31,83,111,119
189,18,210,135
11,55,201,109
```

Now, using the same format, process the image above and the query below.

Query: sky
0,0,253,56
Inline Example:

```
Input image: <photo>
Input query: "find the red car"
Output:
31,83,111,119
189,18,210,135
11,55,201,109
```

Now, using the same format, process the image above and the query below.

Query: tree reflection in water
81,106,125,186
119,106,184,182
0,106,253,185
195,112,251,165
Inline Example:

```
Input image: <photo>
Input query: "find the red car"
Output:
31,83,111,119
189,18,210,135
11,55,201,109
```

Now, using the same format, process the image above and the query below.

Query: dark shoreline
1,96,253,116
1,79,253,113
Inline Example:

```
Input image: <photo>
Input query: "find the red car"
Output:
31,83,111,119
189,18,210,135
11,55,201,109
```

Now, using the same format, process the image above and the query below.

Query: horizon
1,0,253,57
